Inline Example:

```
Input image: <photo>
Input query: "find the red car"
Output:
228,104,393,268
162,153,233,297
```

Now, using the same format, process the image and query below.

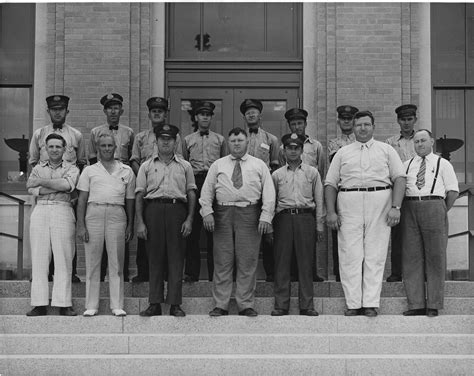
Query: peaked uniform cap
240,99,263,115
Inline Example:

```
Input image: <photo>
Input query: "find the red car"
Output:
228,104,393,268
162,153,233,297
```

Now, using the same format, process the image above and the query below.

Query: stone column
150,3,166,97
33,4,48,131
418,3,432,130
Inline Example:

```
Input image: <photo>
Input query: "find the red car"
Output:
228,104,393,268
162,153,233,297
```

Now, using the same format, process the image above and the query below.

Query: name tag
260,143,270,150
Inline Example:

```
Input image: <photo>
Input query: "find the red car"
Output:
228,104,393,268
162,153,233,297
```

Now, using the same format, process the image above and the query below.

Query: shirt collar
39,160,64,168
341,133,355,141
398,131,415,140
152,153,179,162
285,161,303,170
230,153,249,161
356,138,374,148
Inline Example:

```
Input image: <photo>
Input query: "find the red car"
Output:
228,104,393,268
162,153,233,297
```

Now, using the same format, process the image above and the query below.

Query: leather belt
339,186,391,192
217,201,258,208
88,202,123,207
36,200,71,207
404,196,443,201
279,208,314,215
195,171,208,176
147,198,185,204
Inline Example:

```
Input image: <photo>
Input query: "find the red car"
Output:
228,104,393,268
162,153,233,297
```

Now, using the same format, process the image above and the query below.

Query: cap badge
163,125,170,131
107,94,114,100
290,133,298,139
345,106,351,112
53,96,61,101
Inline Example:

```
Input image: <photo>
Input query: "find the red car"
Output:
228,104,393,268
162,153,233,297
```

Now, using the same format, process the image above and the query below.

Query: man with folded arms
27,133,79,316
136,125,196,317
271,133,324,317
401,129,458,317
200,127,275,317
325,111,406,317
77,134,135,317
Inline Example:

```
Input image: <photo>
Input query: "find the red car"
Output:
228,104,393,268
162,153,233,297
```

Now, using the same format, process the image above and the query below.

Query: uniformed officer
240,99,279,282
325,111,406,317
327,105,359,282
183,101,227,282
77,134,136,317
385,104,418,282
130,97,182,283
271,133,324,317
89,93,134,282
279,108,326,282
26,133,79,316
200,127,275,317
28,95,86,283
136,125,196,317
401,129,459,317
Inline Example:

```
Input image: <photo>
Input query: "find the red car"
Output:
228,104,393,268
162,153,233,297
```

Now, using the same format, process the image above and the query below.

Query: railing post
17,202,24,280
469,191,474,281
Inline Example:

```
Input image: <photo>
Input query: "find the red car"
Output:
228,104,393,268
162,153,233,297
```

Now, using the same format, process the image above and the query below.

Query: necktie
361,144,369,169
53,125,63,130
248,128,258,134
416,157,426,189
231,158,243,189
109,125,119,131
200,130,209,136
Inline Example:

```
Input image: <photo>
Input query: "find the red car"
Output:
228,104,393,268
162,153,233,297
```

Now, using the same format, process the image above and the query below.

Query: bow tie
109,125,119,131
53,125,63,130
248,128,258,134
200,130,209,137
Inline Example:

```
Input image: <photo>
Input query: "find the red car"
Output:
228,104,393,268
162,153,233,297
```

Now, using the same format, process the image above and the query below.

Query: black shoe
48,274,53,282
363,307,378,317
265,274,274,282
271,308,288,316
300,309,319,316
238,308,258,317
132,275,149,283
313,274,325,282
170,305,186,317
386,275,402,282
139,304,162,317
426,308,438,317
344,308,362,316
183,275,198,283
403,308,426,316
72,275,81,283
59,306,77,316
26,306,47,316
209,307,228,317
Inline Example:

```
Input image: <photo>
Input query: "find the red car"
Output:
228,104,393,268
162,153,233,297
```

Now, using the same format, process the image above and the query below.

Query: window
432,3,474,183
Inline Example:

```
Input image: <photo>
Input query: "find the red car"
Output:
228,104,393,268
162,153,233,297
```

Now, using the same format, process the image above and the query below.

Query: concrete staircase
1,281,473,375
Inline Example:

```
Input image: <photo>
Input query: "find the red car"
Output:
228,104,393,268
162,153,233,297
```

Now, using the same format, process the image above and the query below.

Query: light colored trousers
84,203,126,310
30,202,75,307
337,190,391,309
212,204,261,311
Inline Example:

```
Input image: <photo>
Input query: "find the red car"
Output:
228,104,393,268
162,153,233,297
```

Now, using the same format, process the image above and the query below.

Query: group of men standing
26,94,458,319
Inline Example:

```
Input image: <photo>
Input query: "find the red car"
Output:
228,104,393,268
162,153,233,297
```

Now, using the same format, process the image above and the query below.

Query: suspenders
406,156,441,194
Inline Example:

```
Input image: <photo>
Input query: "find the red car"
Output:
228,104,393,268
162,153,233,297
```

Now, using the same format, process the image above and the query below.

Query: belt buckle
290,208,298,215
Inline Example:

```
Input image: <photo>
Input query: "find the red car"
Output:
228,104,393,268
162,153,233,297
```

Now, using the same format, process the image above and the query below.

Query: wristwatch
391,205,401,210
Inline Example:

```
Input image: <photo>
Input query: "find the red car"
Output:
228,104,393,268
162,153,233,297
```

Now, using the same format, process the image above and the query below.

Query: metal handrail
456,184,474,281
0,192,25,279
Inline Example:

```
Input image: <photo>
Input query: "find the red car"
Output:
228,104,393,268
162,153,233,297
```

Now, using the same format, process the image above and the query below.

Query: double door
168,88,299,141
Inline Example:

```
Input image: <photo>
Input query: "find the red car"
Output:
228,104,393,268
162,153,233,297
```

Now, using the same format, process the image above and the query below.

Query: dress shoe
26,306,47,316
265,274,274,282
426,308,438,317
238,308,258,317
386,274,402,282
48,274,53,282
183,275,198,283
363,307,378,317
139,304,162,317
313,274,325,282
344,308,362,316
170,305,186,317
300,309,319,316
403,308,426,316
112,309,127,317
71,275,81,283
59,306,77,316
271,308,289,316
83,309,98,317
132,275,149,283
209,307,228,317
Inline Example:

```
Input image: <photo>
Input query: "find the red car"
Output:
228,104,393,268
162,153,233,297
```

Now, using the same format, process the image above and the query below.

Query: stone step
2,280,473,298
2,354,473,376
2,297,473,316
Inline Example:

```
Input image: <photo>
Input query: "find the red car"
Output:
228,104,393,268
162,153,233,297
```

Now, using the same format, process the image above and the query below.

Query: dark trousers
332,230,340,280
273,212,315,311
100,243,130,281
135,238,149,279
185,173,214,280
262,240,274,278
401,199,448,310
145,201,187,305
389,223,402,277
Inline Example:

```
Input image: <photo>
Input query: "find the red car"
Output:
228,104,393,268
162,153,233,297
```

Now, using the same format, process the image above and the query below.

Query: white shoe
112,309,126,317
83,309,98,317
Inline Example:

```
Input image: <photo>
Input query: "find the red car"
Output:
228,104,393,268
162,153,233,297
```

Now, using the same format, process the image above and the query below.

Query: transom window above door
167,3,302,60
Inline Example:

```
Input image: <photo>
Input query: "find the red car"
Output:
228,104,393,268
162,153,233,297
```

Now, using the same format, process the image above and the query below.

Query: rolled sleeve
259,165,276,223
313,171,325,232
199,163,217,218
135,161,149,194
387,147,406,181
324,152,341,189
441,160,460,193
184,163,197,191
125,172,137,199
64,165,80,192
76,168,90,192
